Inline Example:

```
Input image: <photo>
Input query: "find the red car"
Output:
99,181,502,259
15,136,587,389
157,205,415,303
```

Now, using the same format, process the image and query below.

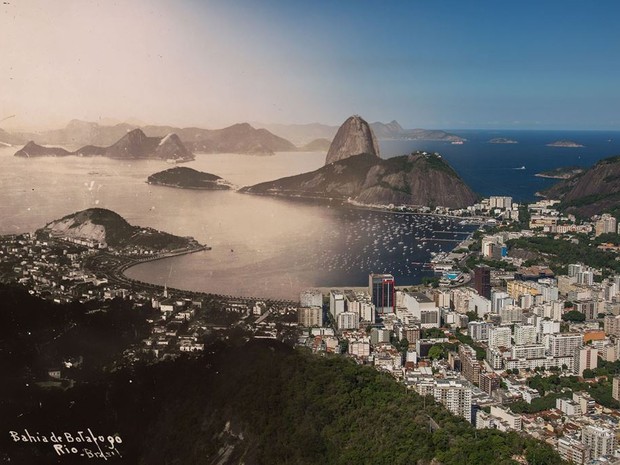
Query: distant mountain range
1,118,465,154
299,138,332,151
4,119,296,155
543,156,620,217
254,120,465,145
15,129,193,162
0,128,26,147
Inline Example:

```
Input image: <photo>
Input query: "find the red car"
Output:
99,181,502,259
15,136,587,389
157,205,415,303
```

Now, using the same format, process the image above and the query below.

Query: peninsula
39,208,202,252
242,115,478,209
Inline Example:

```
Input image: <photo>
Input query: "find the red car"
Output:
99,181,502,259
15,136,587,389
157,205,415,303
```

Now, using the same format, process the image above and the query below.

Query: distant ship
451,140,464,145
514,166,526,170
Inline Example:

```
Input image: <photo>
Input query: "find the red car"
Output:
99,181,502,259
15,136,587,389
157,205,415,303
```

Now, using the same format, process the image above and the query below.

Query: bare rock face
325,115,380,165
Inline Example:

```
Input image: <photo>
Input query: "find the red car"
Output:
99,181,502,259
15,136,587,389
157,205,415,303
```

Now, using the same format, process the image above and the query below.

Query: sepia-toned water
9,128,618,299
0,146,478,299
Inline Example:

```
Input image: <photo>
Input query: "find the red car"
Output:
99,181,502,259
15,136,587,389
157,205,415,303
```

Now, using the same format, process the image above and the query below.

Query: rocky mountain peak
325,115,380,165
124,128,148,142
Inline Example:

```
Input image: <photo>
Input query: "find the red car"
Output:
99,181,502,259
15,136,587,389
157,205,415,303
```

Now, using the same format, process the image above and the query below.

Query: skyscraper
369,273,395,314
474,266,491,299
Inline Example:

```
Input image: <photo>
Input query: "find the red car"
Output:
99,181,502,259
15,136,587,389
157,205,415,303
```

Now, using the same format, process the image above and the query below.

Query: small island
488,137,518,144
546,140,584,148
535,166,584,179
147,166,233,190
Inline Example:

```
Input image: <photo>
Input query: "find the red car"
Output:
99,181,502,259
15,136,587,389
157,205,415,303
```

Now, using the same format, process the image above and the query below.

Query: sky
1,0,620,131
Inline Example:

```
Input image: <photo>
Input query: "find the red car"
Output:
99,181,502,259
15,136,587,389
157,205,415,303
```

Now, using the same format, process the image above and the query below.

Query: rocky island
546,140,584,148
14,129,194,162
242,115,478,209
147,167,233,190
488,137,518,144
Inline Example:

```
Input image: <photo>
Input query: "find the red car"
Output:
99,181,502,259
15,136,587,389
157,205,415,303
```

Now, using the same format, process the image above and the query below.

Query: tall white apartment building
582,425,616,460
337,311,359,331
329,290,345,319
539,319,560,336
577,270,594,286
489,196,513,209
512,344,546,359
300,288,323,308
499,305,523,324
594,213,617,237
542,301,563,321
514,324,537,346
468,321,492,341
488,326,512,350
298,306,323,327
544,333,582,357
574,346,598,377
344,289,375,323
433,379,472,423
568,264,584,278
491,290,512,313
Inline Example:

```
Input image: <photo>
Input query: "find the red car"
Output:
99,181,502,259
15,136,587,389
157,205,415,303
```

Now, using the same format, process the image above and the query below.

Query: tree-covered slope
543,155,620,216
3,337,563,465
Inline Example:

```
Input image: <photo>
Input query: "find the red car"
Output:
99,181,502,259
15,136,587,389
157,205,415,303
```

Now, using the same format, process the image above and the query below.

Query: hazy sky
1,0,620,130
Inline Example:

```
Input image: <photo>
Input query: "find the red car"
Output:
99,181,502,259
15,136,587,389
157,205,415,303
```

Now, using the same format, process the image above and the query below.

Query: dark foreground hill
242,152,478,209
543,155,620,216
1,331,563,465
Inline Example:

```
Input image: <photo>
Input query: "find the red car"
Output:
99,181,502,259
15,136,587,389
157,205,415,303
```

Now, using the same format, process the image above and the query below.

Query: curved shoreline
86,245,297,305
86,244,208,290
240,190,485,222
534,173,573,179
